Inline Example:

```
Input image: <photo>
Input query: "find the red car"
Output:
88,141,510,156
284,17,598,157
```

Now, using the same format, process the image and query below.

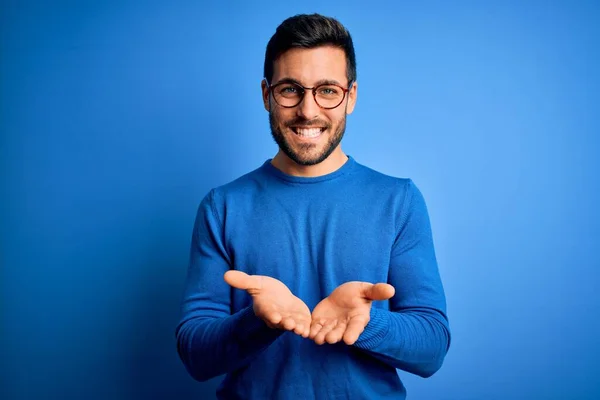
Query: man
176,13,450,399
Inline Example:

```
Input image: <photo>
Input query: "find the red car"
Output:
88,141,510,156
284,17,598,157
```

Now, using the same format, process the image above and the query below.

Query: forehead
272,46,347,85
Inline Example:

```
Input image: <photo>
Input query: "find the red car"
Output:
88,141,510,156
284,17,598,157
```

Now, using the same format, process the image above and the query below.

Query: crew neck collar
262,156,356,184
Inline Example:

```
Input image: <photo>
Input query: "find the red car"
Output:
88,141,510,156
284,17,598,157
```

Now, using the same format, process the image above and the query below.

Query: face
262,46,357,166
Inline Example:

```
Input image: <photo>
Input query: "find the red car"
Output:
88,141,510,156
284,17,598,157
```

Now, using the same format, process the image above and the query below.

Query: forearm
353,306,450,377
176,306,284,382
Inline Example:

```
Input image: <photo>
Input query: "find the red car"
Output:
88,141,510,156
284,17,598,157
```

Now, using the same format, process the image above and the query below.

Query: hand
309,281,395,345
224,270,311,338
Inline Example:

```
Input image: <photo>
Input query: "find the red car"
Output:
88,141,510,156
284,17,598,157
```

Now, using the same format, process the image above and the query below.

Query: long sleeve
353,180,451,378
175,189,284,382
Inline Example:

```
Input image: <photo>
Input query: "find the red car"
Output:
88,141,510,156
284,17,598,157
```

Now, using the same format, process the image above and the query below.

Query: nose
296,90,320,120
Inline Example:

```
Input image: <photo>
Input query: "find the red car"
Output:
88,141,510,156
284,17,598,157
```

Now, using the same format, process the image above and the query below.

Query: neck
271,148,348,177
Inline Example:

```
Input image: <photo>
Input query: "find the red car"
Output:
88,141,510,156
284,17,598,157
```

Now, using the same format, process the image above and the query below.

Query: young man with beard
176,13,451,399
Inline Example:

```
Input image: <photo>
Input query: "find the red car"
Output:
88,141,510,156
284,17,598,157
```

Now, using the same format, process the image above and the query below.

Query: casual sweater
175,156,451,399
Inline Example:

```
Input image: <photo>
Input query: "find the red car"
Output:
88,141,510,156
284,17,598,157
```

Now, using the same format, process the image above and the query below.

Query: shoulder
198,161,271,213
214,165,265,195
351,159,417,196
350,160,432,223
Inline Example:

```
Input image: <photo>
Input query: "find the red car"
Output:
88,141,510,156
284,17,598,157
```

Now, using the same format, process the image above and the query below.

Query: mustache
284,118,331,129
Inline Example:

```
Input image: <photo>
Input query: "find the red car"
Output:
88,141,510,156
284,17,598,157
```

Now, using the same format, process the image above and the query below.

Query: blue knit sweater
176,156,450,399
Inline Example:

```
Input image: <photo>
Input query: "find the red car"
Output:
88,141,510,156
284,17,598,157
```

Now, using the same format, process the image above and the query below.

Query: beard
269,111,347,166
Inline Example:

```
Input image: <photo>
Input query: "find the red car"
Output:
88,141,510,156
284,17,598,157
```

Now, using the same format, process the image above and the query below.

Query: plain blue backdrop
2,1,599,399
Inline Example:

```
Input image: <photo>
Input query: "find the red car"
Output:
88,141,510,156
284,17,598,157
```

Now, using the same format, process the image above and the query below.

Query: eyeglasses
265,80,353,110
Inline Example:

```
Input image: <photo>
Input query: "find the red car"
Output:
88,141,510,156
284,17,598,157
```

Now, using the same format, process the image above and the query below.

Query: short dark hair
263,13,356,86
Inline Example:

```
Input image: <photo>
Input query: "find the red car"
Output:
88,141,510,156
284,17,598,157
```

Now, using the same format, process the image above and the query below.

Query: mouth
290,126,326,139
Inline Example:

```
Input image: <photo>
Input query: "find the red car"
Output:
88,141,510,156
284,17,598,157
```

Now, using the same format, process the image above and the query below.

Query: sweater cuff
234,306,285,345
353,306,390,350
237,305,267,330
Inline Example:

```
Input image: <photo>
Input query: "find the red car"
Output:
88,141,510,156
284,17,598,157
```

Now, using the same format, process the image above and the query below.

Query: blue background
2,1,599,399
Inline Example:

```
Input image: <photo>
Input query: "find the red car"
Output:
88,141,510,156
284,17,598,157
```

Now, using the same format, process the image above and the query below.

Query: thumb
224,270,262,291
362,282,395,301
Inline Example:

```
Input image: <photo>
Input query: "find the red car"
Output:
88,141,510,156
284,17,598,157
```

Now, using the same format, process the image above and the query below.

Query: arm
353,180,451,377
175,189,284,382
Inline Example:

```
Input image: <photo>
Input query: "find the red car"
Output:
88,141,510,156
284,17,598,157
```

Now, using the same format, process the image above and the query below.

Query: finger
293,323,303,335
314,320,338,345
304,317,313,337
290,313,306,336
293,321,309,337
265,320,278,329
343,317,368,345
293,313,312,338
224,270,262,291
302,324,311,338
363,282,395,301
280,316,296,331
263,310,282,326
325,321,347,344
309,319,325,340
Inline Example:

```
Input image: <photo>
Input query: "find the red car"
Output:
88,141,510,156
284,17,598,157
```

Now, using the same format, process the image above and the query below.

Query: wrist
353,307,390,349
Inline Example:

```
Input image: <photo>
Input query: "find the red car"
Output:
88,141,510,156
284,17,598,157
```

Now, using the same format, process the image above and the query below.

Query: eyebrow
273,77,344,87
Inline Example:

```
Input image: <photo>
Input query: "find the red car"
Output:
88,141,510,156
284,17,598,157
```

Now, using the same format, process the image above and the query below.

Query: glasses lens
273,83,304,107
314,85,345,108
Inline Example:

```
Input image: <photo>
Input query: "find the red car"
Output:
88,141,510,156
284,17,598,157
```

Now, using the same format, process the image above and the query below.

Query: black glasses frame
266,80,353,110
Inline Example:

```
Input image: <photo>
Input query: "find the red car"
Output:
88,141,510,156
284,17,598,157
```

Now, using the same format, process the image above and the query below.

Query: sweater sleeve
175,189,284,382
353,180,451,378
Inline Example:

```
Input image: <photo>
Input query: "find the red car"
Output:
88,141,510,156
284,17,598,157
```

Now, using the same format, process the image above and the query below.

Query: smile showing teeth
293,127,324,138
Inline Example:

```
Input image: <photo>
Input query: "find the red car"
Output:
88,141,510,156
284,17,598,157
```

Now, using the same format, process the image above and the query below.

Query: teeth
296,128,322,138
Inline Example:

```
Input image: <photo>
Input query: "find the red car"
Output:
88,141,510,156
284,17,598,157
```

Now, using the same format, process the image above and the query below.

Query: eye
278,85,300,94
317,86,340,96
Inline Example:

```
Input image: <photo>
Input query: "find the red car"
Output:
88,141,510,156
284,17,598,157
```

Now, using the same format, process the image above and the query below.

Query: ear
345,81,358,115
261,79,270,112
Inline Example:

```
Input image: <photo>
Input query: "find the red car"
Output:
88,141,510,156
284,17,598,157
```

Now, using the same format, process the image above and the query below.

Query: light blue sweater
176,156,451,399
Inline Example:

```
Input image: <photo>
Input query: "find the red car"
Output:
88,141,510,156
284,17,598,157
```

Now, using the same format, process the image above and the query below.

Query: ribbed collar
261,156,357,184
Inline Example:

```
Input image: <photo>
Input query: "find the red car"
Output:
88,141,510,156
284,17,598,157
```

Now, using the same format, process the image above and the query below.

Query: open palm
224,270,311,338
309,281,395,345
